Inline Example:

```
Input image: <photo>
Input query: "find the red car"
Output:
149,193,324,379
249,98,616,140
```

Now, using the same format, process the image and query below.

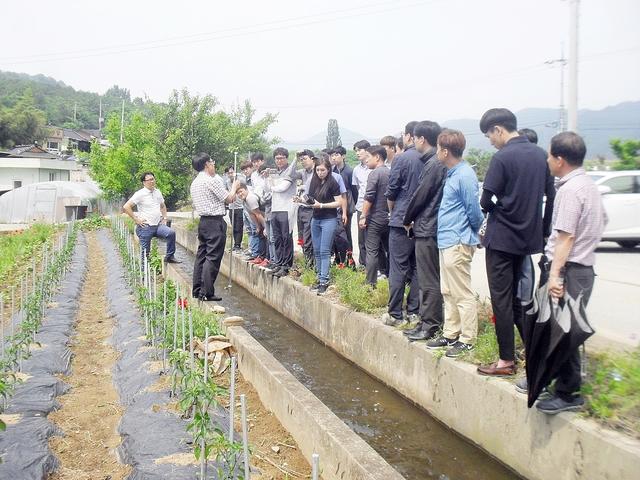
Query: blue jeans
243,210,259,256
311,217,338,285
135,224,176,258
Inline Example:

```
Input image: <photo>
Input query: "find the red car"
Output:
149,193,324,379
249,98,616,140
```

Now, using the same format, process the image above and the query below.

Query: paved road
470,244,640,349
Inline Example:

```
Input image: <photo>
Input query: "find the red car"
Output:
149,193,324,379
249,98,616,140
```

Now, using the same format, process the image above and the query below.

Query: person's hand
232,180,241,190
359,217,366,229
292,195,301,203
548,274,564,298
262,228,268,237
342,212,348,225
136,217,148,227
404,223,413,234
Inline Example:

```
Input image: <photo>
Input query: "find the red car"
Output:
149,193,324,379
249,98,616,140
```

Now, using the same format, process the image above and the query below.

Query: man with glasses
190,153,240,302
124,171,180,264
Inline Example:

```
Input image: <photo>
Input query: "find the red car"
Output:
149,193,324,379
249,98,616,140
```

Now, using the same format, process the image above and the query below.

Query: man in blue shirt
426,129,483,357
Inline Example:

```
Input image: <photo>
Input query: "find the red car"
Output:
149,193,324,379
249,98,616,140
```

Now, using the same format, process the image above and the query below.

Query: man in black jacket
402,121,447,341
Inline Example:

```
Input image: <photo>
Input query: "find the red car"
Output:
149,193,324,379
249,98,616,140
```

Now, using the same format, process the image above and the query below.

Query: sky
1,0,638,143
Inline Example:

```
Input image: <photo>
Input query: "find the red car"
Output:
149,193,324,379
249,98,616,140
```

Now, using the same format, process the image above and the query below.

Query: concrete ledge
163,262,402,480
173,225,640,480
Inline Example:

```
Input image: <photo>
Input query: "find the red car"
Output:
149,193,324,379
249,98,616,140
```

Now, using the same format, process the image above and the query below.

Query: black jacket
403,147,447,238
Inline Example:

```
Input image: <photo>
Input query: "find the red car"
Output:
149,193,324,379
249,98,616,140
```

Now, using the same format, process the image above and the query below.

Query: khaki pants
440,243,478,345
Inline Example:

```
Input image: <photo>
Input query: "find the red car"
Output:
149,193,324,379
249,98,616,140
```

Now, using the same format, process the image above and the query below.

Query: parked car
586,170,640,248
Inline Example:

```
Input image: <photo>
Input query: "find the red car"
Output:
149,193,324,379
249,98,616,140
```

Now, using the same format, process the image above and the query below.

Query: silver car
587,170,640,248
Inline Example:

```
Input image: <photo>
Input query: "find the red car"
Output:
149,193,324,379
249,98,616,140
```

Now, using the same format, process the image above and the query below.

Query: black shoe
199,294,222,302
309,283,320,292
445,341,474,357
164,255,182,263
407,329,438,342
536,394,584,415
403,323,423,336
273,268,288,278
426,336,459,349
317,284,328,295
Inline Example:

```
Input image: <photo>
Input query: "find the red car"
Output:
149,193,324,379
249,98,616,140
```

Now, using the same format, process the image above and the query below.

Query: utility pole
568,0,580,132
545,45,567,133
120,98,125,143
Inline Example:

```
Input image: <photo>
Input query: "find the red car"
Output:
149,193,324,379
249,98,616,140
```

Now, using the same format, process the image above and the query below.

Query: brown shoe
477,361,516,377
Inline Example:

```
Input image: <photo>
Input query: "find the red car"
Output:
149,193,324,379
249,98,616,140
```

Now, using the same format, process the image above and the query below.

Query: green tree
0,89,50,148
610,138,640,170
326,118,342,149
88,89,278,209
464,148,494,182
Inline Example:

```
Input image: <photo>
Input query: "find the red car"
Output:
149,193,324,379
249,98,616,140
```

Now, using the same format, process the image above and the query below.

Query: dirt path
48,230,130,479
45,230,311,479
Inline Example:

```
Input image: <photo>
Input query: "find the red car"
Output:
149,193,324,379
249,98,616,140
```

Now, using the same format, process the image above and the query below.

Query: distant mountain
278,102,640,158
444,102,640,158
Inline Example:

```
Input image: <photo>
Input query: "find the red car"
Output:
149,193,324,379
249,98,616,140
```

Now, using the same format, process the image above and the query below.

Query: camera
267,168,278,176
300,193,315,205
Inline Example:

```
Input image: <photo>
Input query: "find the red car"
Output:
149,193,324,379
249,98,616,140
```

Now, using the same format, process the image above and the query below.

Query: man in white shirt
124,171,180,264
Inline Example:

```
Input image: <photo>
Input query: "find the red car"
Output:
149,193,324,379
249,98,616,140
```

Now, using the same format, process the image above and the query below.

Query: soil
45,231,311,479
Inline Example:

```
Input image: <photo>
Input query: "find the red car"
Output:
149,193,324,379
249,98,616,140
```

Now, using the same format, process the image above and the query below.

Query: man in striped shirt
534,132,607,414
190,153,240,302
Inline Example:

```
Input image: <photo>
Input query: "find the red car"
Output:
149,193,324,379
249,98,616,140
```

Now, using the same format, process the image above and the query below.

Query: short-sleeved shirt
352,162,370,212
128,187,164,226
482,135,554,255
307,176,342,220
545,168,607,266
363,165,390,225
190,171,229,216
242,191,261,213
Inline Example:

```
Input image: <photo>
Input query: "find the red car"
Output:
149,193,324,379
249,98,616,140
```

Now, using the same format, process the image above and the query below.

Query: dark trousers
272,211,293,269
415,236,444,336
551,263,595,401
357,211,367,267
229,208,244,248
387,226,419,320
486,248,525,362
344,212,354,251
297,207,314,264
364,220,389,286
192,216,226,298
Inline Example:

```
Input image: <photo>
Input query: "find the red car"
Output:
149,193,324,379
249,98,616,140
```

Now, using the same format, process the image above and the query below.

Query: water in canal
178,249,521,480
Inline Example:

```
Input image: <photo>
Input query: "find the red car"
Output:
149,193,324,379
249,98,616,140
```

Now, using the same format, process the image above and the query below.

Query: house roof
0,144,64,159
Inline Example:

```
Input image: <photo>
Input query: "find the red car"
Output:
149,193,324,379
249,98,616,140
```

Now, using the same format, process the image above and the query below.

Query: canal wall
164,253,403,480
173,225,640,480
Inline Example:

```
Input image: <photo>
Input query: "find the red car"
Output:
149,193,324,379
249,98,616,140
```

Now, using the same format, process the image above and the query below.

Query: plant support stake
241,394,250,480
229,356,236,443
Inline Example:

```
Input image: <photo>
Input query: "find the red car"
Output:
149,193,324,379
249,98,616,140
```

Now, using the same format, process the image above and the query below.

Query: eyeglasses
274,156,287,161
144,178,156,182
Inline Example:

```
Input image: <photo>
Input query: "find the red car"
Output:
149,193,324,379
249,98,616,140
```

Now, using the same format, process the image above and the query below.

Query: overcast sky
1,0,638,143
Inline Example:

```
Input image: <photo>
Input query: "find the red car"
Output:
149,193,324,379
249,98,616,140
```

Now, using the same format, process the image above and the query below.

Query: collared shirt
352,162,370,212
385,145,424,228
482,135,555,255
363,165,390,225
437,161,484,249
128,186,164,225
545,168,607,266
190,171,230,216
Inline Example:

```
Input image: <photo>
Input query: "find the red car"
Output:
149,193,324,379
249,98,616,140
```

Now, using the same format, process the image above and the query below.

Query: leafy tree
88,89,278,209
0,89,50,148
464,148,494,182
610,138,640,170
326,118,342,149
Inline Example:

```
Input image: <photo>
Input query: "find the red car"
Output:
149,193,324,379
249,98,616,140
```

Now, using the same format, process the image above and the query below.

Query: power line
0,0,442,65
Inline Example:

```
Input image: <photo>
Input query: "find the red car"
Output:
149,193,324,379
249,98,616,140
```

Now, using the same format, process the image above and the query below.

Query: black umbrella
523,273,595,408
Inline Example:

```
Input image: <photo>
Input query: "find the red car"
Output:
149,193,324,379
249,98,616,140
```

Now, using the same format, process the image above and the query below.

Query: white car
586,170,640,248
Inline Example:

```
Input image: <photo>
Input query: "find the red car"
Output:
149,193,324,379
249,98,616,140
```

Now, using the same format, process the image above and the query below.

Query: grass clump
330,266,388,315
581,347,640,438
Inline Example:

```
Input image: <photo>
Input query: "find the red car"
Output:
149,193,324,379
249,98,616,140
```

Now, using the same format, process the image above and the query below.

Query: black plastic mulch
0,232,87,479
98,230,235,479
